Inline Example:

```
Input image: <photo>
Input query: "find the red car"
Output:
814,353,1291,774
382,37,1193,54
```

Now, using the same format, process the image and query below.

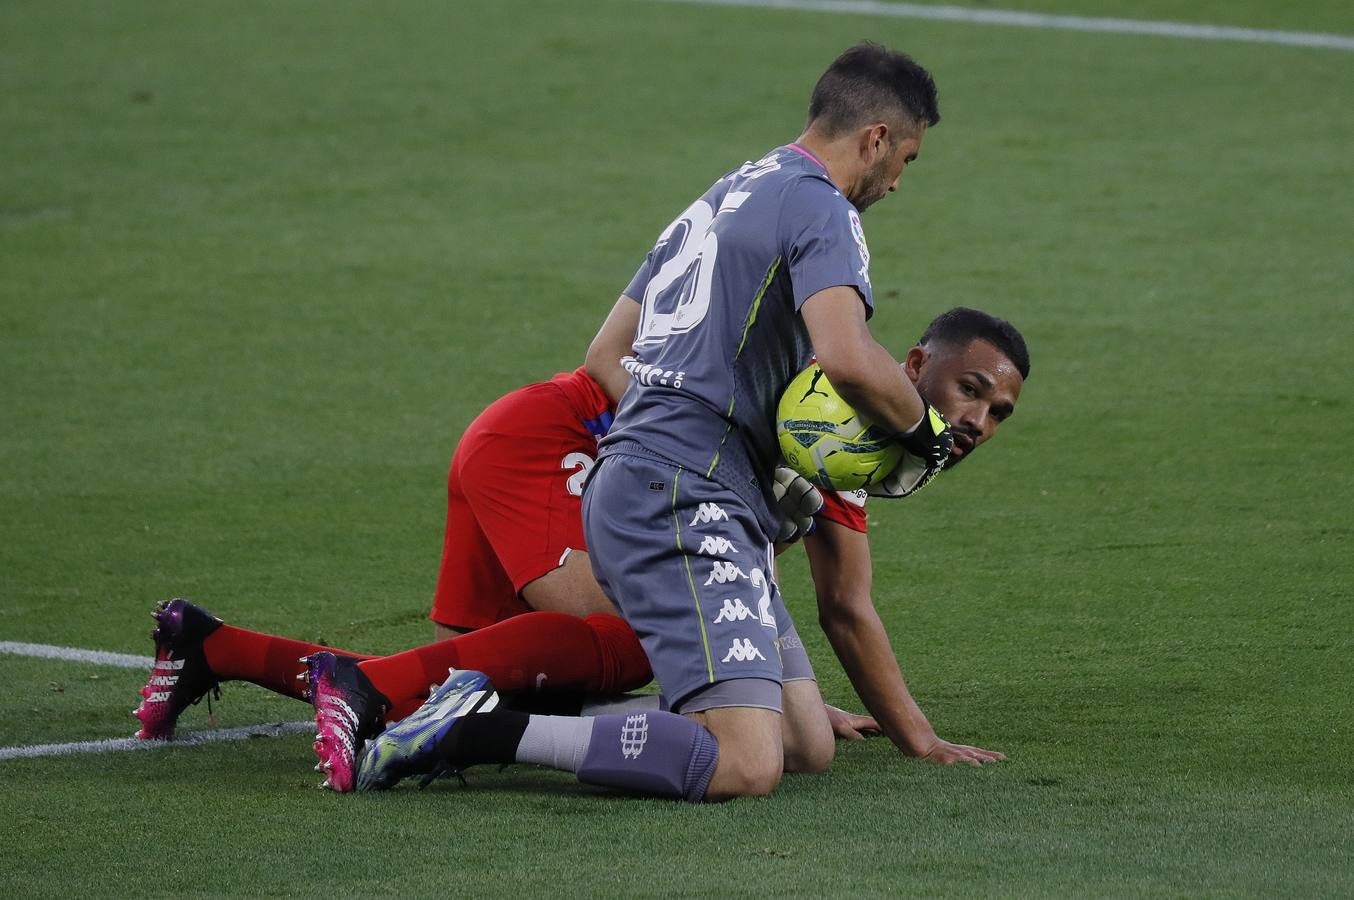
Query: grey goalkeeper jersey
600,144,875,537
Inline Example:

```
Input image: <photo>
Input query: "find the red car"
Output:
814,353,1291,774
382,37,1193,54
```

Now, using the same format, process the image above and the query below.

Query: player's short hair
920,307,1031,380
807,43,940,139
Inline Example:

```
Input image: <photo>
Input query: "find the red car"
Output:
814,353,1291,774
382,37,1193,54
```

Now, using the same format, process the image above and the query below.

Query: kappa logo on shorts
689,503,729,526
697,536,738,556
704,561,748,586
721,638,766,663
712,598,756,624
620,713,649,759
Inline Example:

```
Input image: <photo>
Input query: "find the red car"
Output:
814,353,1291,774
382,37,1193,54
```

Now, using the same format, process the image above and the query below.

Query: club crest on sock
620,713,649,759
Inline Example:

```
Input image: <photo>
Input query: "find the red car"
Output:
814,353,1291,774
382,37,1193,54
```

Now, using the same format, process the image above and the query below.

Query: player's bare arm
803,517,1005,766
584,295,642,404
800,285,926,435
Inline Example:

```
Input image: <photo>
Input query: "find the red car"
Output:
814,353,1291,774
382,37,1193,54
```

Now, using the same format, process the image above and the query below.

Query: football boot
302,651,391,792
357,669,498,792
132,598,225,740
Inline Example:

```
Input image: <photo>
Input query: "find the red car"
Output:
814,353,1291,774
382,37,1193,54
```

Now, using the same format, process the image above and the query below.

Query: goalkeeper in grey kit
580,43,953,801
357,44,1026,801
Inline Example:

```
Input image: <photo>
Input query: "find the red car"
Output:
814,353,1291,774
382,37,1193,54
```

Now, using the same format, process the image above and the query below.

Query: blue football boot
357,669,498,791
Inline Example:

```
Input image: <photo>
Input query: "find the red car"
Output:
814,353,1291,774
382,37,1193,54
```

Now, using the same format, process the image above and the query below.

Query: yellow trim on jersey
672,468,716,683
706,256,783,478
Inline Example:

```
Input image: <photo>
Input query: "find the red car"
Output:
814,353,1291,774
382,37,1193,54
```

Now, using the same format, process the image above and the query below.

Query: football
776,362,905,491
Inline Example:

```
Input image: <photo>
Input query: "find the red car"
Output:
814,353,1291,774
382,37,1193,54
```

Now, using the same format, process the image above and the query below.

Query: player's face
855,125,925,211
907,339,1023,468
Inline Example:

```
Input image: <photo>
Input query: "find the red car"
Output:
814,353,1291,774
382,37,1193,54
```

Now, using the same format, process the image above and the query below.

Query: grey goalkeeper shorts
582,451,811,714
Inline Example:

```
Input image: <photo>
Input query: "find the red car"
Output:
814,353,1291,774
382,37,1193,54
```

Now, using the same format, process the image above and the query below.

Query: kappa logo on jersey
689,503,729,526
697,535,737,556
705,561,748,586
620,713,649,759
712,598,756,624
721,638,766,663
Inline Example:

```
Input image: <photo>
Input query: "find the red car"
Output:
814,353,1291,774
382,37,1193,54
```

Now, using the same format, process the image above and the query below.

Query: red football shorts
430,379,601,630
819,488,868,533
429,369,868,629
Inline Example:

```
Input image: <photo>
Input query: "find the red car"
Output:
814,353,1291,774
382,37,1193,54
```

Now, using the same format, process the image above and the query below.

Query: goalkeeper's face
909,338,1023,468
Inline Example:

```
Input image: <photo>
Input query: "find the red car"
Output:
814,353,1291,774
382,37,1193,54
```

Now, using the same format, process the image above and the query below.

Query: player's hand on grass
868,403,953,500
920,738,1006,767
825,704,880,740
772,465,825,543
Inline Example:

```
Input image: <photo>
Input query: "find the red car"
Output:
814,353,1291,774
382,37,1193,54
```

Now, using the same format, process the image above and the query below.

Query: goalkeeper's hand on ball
867,403,953,500
772,465,825,543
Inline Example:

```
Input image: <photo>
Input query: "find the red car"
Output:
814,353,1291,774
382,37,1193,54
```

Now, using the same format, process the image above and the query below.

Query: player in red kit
134,339,857,790
135,302,1021,794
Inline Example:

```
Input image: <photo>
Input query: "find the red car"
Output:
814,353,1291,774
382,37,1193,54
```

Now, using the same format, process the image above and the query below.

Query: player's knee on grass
781,680,834,774
520,550,619,618
784,734,834,774
711,735,783,798
694,705,784,799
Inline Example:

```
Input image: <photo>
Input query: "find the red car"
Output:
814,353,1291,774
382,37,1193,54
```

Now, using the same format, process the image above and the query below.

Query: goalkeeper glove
772,465,825,543
867,403,953,500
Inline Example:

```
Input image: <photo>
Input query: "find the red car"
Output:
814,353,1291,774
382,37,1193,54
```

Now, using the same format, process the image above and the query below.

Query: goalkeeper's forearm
801,286,926,436
817,339,927,438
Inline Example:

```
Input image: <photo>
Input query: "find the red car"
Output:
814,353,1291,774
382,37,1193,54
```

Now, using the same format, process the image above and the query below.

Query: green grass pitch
2,0,1352,895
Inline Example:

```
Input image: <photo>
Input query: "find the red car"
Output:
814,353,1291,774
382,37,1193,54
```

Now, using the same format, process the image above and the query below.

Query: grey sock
577,711,720,802
515,715,594,773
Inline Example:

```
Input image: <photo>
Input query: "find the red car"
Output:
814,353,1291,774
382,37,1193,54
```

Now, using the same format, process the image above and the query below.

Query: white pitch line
0,640,153,669
0,722,314,761
0,641,312,761
645,0,1354,52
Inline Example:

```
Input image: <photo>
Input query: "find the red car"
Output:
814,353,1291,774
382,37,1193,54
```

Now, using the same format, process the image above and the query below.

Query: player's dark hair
920,307,1031,380
807,43,940,139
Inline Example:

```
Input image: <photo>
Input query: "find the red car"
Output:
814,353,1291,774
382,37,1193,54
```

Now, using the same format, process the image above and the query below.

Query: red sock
357,611,652,707
202,624,373,702
583,613,653,694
